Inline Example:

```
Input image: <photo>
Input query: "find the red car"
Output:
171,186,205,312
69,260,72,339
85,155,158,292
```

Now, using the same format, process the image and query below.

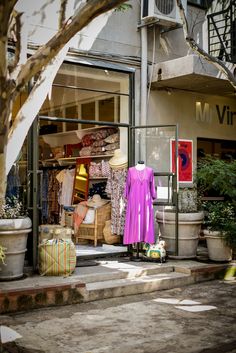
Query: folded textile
73,201,88,233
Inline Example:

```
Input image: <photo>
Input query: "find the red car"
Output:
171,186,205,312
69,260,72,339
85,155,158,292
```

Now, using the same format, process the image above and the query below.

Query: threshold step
85,272,193,301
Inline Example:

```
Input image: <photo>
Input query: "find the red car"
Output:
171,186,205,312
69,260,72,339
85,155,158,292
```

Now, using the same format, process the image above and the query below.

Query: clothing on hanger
124,166,156,245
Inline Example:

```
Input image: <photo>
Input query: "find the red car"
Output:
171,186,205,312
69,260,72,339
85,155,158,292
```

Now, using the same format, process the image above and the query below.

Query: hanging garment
47,170,60,224
56,168,75,207
124,166,156,245
105,167,127,236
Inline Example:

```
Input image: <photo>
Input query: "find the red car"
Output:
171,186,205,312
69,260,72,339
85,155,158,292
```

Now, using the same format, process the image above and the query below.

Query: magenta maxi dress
123,166,157,245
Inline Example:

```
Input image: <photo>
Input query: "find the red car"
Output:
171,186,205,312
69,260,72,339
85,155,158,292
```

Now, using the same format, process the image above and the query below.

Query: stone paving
0,279,236,353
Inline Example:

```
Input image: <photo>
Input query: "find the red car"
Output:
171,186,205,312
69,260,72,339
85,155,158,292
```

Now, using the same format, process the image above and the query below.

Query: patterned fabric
89,162,102,177
73,201,88,233
39,239,76,276
82,133,95,147
101,160,110,177
92,139,106,147
105,142,119,151
105,167,127,236
89,181,107,199
42,170,49,223
80,146,92,156
104,133,119,144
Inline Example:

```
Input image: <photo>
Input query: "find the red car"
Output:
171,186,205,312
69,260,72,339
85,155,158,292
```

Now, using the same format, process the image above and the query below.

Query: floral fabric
105,167,127,236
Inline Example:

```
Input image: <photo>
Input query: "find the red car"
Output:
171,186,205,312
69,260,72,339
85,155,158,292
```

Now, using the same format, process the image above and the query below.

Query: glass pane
81,102,95,129
133,126,176,203
54,63,130,94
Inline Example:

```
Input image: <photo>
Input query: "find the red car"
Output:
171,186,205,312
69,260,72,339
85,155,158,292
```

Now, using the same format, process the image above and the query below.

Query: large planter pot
203,229,232,262
0,217,32,280
156,210,204,259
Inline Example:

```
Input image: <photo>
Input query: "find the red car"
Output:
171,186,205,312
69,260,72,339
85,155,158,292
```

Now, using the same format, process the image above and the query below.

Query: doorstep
0,257,234,314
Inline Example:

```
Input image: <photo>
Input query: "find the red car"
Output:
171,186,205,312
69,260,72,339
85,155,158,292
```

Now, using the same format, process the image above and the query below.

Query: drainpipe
140,25,148,127
139,24,148,163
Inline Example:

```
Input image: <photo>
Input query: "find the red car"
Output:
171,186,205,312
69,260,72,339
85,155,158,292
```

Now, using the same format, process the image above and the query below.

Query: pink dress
124,166,157,245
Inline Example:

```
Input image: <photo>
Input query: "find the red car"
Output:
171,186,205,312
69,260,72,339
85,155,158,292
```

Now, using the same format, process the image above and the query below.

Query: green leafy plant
0,196,26,219
196,156,236,250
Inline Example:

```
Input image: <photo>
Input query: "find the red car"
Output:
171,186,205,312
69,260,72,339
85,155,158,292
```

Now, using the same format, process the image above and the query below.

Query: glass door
130,125,179,255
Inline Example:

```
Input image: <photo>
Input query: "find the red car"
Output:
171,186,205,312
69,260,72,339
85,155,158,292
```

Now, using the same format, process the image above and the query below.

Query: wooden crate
75,202,111,246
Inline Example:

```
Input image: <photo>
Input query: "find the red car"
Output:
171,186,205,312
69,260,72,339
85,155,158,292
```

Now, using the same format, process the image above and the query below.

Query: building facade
9,0,236,264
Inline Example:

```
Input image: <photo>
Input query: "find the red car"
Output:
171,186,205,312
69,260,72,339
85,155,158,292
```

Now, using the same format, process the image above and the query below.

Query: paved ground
0,279,236,353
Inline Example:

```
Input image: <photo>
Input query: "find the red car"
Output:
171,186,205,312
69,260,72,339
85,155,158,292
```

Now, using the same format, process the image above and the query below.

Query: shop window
39,62,130,132
197,138,236,161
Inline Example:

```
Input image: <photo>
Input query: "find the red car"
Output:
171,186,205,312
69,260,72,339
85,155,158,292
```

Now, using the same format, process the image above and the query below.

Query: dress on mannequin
123,163,156,245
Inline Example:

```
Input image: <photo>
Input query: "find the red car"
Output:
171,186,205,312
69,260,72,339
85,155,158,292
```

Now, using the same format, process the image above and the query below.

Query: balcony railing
208,1,236,63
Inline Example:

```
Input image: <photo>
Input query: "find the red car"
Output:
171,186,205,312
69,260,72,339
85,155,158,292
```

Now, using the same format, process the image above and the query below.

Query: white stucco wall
148,90,236,170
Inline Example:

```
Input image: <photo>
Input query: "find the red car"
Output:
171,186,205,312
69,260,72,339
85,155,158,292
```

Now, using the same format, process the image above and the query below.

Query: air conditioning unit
141,0,187,27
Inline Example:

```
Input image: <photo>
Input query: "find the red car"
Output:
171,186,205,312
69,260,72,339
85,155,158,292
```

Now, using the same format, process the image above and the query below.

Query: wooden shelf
41,154,114,167
89,177,108,180
41,126,113,148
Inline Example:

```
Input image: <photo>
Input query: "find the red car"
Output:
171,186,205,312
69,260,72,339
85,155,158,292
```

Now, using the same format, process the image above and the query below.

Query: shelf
41,154,114,167
42,131,79,147
41,159,58,167
76,154,114,159
58,157,77,166
41,126,113,148
89,177,108,180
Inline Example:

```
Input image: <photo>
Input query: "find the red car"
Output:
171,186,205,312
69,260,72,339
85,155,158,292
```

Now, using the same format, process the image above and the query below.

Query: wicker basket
65,211,74,228
75,202,111,246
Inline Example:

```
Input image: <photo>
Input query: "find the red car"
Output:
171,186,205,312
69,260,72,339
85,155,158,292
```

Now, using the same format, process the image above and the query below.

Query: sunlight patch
175,305,217,312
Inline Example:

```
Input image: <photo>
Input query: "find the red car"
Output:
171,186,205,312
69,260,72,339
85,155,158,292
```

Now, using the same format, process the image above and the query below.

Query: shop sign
196,102,236,126
171,139,193,183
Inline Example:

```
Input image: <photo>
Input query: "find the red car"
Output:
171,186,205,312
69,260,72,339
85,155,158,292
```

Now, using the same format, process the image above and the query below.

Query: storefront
7,55,180,269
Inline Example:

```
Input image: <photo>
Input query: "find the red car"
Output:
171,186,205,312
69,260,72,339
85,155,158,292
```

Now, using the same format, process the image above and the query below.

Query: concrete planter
203,229,232,262
0,217,32,280
156,210,204,259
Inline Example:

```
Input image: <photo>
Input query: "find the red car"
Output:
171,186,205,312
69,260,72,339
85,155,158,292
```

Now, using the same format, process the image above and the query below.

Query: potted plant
196,157,236,262
0,197,32,280
156,187,204,258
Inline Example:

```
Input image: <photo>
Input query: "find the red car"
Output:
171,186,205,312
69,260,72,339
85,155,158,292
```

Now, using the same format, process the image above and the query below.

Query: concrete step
84,271,193,302
77,263,175,284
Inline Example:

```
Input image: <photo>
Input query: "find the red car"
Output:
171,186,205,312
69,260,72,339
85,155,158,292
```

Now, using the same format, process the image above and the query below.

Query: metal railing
208,1,236,63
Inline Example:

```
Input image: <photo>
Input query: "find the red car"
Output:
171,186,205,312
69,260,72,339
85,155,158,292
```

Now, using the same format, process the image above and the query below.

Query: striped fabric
39,239,76,276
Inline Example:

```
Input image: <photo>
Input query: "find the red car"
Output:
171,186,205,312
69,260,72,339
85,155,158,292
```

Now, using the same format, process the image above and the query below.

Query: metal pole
175,124,179,256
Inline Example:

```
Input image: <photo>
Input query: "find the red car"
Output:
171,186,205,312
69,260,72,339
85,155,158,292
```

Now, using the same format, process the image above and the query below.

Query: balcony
151,54,235,97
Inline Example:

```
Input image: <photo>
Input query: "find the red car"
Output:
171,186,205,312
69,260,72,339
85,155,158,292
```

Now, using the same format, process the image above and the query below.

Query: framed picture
171,139,193,183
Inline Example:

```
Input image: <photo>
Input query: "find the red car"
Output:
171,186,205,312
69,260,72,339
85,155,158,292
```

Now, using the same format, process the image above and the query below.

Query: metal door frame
129,124,179,256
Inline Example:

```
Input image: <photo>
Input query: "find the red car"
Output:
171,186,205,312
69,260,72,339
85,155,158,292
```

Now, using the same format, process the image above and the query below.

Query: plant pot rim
203,229,224,237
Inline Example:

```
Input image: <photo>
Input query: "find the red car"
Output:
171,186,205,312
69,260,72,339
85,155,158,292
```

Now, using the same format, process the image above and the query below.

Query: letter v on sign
216,105,226,124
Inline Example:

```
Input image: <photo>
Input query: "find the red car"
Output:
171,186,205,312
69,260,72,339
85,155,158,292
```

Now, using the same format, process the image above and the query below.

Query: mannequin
135,160,145,170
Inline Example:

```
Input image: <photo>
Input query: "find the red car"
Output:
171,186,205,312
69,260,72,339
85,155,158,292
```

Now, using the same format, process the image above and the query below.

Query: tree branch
176,0,236,91
13,0,126,95
58,0,67,29
0,0,18,78
8,10,23,73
